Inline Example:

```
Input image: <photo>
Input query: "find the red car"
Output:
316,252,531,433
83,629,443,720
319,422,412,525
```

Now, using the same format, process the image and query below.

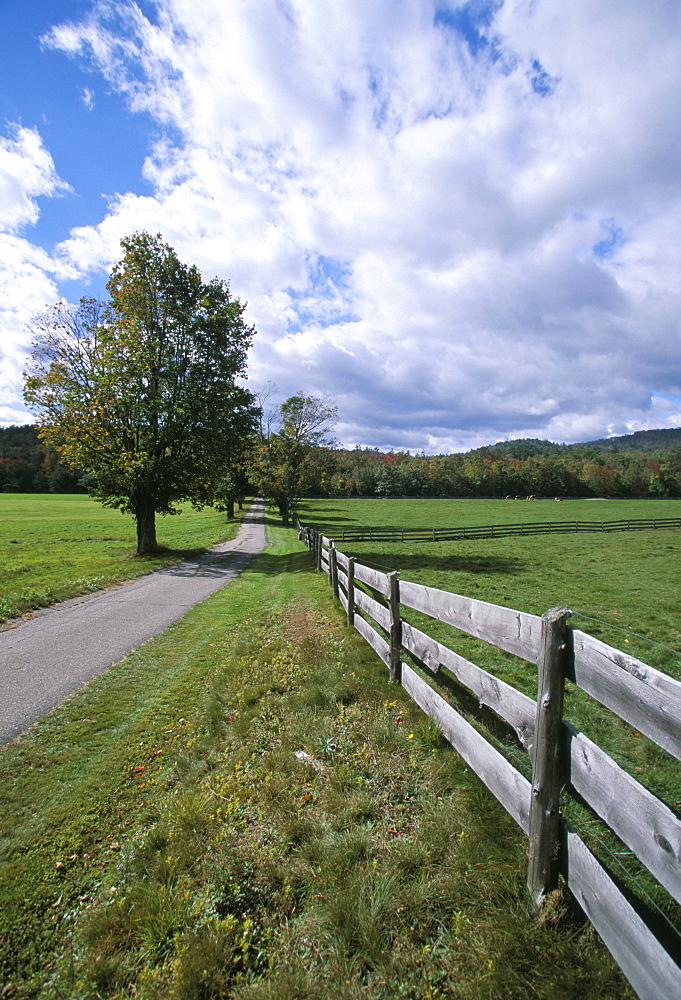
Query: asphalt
0,499,267,749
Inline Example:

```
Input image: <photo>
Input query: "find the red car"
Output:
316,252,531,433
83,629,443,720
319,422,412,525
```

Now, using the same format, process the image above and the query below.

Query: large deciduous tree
254,391,338,524
24,232,258,554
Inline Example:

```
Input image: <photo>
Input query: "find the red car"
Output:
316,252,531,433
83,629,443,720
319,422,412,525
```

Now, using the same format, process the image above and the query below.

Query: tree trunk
225,498,235,520
279,497,290,525
135,500,158,555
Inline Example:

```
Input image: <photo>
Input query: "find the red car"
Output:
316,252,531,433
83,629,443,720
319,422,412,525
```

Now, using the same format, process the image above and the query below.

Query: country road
0,500,267,749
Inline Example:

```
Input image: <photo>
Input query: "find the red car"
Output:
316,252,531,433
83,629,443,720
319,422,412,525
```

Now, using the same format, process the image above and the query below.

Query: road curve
0,500,267,749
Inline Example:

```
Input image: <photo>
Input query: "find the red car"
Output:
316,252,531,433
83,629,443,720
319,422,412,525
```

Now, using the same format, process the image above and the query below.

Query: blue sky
1,0,680,451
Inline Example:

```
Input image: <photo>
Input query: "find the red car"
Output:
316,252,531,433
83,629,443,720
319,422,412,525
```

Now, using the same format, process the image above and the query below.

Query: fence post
346,557,356,628
527,605,572,908
388,571,402,684
316,530,323,571
329,542,339,600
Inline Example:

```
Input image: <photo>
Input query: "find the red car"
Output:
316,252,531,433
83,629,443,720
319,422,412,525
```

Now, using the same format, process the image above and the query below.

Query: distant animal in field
526,495,537,500
555,497,562,501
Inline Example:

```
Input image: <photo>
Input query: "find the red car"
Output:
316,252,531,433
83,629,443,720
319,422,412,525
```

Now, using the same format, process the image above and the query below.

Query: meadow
0,519,637,1000
0,494,244,623
297,497,681,668
297,495,681,531
298,497,681,965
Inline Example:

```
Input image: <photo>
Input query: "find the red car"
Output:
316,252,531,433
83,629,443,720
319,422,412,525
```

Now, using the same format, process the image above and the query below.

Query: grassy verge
0,523,633,999
0,495,247,623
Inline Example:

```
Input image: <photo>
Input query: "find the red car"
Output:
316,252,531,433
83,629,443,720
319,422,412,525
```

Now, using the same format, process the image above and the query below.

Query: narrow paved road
0,500,267,748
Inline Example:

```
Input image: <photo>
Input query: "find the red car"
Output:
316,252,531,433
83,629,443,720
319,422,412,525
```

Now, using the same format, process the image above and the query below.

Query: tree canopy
23,232,258,553
253,391,338,524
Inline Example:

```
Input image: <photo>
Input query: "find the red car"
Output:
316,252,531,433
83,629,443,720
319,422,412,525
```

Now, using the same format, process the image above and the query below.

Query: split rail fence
326,516,681,544
296,521,681,1000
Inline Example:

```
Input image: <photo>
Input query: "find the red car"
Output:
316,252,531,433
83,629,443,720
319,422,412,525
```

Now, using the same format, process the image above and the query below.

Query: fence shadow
294,513,355,526
344,549,526,576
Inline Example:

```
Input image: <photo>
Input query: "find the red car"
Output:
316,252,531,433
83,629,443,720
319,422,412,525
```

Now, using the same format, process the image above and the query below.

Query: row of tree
313,444,681,500
20,232,342,552
0,424,92,494
16,232,681,556
6,419,679,509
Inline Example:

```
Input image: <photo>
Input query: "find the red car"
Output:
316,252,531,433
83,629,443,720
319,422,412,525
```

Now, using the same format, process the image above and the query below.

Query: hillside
584,427,681,452
488,427,681,458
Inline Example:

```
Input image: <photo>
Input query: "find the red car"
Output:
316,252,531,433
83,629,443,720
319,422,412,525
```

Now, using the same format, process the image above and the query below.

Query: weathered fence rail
295,521,681,1000
326,516,681,543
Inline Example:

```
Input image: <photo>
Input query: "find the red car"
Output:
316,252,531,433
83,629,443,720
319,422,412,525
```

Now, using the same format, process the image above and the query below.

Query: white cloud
2,0,680,448
0,126,70,233
0,127,77,424
0,235,74,424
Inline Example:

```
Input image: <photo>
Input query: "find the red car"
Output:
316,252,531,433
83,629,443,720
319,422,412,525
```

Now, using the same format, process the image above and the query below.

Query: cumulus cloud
0,235,75,424
2,0,680,448
0,127,77,423
0,126,70,234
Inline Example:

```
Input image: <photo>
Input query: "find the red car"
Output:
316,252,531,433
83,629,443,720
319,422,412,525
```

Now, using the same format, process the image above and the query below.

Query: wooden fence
326,516,681,544
296,521,681,1000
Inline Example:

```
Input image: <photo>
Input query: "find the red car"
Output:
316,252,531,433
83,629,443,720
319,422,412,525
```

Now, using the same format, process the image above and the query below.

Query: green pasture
0,523,635,999
297,495,681,532
298,497,681,665
297,498,681,935
0,494,244,623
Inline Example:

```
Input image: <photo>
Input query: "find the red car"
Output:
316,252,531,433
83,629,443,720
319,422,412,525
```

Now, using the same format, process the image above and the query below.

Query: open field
0,522,634,1000
297,497,681,669
297,496,681,532
299,498,681,964
0,494,245,623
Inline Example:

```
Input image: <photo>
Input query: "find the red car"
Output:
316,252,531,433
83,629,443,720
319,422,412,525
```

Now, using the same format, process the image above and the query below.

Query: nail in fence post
329,542,339,601
527,605,572,908
347,557,355,628
388,571,402,684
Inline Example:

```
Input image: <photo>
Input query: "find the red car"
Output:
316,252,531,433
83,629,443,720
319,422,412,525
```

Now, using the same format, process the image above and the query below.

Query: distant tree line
316,438,681,499
4,424,681,503
0,424,92,494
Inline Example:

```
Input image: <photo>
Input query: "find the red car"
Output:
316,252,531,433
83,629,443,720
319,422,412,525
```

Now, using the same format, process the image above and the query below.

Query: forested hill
489,428,681,457
584,427,681,452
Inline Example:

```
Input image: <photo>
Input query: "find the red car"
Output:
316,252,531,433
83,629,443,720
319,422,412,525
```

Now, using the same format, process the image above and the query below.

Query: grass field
297,497,681,960
297,497,681,670
297,496,681,531
0,494,245,623
0,520,636,1000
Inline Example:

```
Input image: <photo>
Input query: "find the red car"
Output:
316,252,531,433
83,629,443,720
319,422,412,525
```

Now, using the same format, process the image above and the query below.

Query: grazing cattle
555,496,562,501
526,495,537,500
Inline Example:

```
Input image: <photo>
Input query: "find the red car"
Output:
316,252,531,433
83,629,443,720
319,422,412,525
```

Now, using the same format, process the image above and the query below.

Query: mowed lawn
0,494,244,622
297,496,681,531
297,497,681,668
